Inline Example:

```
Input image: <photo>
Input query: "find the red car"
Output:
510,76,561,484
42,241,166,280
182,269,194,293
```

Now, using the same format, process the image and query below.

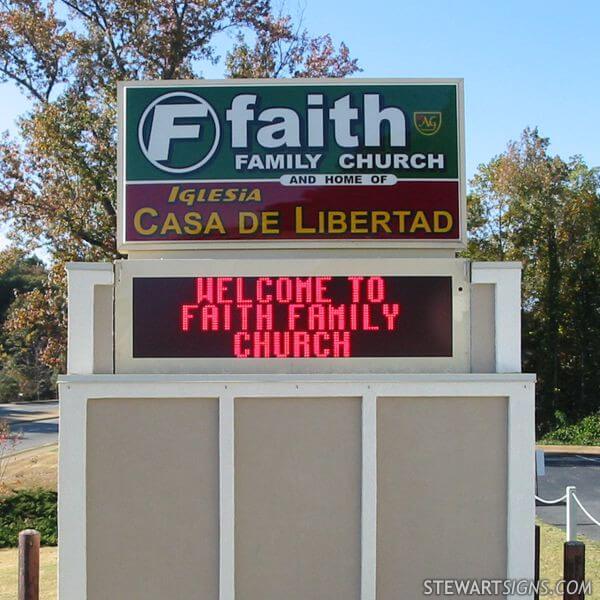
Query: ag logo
138,91,220,174
413,111,442,136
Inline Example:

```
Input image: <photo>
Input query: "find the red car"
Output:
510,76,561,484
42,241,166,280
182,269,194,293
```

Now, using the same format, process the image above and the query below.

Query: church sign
117,79,465,251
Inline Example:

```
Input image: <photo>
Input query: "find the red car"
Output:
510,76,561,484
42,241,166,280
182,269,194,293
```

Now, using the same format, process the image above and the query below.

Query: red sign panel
132,276,452,358
125,181,459,241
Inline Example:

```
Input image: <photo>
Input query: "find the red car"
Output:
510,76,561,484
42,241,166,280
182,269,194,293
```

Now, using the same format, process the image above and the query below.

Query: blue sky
1,0,599,249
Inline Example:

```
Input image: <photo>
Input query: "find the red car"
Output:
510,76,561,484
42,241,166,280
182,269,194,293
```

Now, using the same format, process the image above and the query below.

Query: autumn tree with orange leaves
0,0,360,388
467,128,600,432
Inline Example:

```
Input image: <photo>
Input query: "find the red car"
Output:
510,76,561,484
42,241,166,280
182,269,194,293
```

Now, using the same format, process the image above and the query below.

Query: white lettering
147,104,207,161
307,94,324,147
257,108,301,148
329,95,359,147
226,95,257,148
364,94,406,147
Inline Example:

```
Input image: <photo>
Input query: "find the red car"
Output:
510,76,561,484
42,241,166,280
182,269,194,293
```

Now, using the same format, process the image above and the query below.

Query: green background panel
124,83,460,181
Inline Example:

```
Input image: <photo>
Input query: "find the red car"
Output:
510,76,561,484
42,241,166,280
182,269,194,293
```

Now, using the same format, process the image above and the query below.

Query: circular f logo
138,91,220,174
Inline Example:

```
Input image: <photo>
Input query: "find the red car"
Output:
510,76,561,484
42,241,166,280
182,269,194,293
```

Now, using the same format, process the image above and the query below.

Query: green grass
0,546,56,600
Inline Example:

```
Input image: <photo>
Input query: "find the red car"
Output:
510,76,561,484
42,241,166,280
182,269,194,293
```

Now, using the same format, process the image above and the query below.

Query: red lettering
333,331,351,357
236,278,252,304
367,277,385,303
234,332,250,357
362,304,379,330
273,332,291,357
223,304,232,331
348,276,363,303
315,277,332,303
256,277,273,303
314,332,330,357
295,278,312,303
178,276,402,360
308,304,326,330
201,304,219,330
328,304,346,330
293,331,311,357
256,303,274,330
382,303,401,330
239,304,252,330
216,277,233,303
253,331,270,357
181,305,196,331
275,277,293,303
288,304,304,330
196,277,214,303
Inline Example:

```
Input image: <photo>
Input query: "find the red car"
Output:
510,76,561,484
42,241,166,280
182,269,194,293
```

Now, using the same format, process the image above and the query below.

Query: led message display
119,80,464,249
132,276,452,358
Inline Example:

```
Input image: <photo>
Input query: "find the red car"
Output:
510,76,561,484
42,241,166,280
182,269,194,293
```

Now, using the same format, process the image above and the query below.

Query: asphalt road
9,418,59,453
537,453,600,541
0,401,59,454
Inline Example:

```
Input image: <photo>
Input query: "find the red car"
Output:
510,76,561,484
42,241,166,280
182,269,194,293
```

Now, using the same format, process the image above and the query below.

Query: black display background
132,276,453,358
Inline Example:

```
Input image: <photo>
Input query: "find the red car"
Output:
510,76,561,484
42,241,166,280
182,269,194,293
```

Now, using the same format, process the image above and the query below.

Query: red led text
180,276,401,358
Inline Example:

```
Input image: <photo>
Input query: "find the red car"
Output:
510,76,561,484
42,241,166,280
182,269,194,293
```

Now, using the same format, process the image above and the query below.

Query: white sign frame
114,257,470,374
117,78,466,254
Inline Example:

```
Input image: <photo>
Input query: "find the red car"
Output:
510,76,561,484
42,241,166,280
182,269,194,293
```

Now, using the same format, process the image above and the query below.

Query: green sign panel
118,79,464,250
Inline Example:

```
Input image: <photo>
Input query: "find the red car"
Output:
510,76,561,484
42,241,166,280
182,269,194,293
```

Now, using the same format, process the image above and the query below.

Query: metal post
18,529,40,600
563,541,585,600
566,486,577,542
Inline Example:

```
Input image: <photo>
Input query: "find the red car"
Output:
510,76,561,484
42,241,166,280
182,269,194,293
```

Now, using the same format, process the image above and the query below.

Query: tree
0,248,57,400
0,0,360,372
0,0,359,260
557,158,600,420
0,248,45,323
467,128,600,429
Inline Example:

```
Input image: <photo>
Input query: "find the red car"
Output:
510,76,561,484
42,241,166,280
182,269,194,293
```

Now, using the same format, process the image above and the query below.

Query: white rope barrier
535,493,567,504
537,486,600,540
536,453,600,538
573,494,600,528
